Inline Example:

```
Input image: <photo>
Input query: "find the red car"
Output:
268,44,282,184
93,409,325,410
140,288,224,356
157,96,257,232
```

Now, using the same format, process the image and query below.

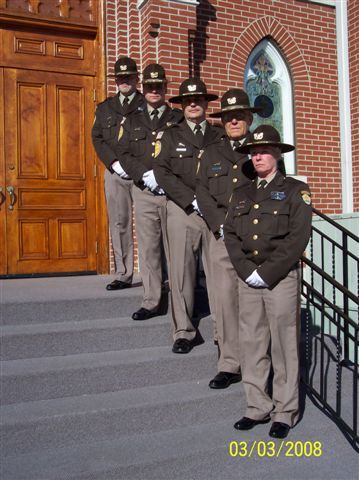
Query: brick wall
349,0,359,212
102,0,357,272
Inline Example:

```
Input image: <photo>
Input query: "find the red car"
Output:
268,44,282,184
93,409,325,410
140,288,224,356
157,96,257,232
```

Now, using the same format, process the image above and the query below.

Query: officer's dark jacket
154,119,224,211
91,91,145,170
224,172,312,288
196,134,255,235
116,104,183,186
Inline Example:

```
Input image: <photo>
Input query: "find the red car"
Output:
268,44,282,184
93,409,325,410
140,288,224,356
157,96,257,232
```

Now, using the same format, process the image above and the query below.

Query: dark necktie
151,109,159,129
233,140,241,151
194,124,204,146
258,179,267,189
122,96,129,114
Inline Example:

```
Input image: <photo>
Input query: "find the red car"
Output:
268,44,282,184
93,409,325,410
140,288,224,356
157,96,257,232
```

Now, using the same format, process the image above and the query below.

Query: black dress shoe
234,416,270,431
106,280,131,291
172,338,192,354
269,422,290,439
209,371,242,389
132,307,159,321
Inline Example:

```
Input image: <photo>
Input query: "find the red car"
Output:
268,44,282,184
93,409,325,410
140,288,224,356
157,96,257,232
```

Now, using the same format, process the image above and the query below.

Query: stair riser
2,354,217,404
2,392,240,456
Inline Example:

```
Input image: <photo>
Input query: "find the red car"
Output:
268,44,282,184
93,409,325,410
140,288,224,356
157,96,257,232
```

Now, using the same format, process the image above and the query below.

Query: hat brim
169,92,218,103
209,105,263,118
238,140,295,154
113,70,138,77
142,79,167,84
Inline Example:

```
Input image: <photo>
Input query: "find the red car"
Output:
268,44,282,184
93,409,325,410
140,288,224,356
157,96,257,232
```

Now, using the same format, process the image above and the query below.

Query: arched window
244,39,296,174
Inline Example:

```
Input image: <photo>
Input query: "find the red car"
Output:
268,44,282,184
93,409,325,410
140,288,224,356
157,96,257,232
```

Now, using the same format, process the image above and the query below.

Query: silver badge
120,65,127,71
151,72,159,78
254,132,264,140
227,97,236,105
188,85,197,92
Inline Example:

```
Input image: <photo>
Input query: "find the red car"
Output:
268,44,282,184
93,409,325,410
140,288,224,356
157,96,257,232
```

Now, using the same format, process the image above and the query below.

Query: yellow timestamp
228,440,323,458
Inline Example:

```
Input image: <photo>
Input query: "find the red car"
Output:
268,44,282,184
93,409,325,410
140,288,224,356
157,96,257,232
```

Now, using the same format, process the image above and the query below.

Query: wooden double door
0,67,97,275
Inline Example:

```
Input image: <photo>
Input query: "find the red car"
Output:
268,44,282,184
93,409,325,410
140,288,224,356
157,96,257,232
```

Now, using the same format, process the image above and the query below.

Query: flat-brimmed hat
142,63,167,84
209,88,262,118
114,57,138,77
169,78,218,103
238,125,295,154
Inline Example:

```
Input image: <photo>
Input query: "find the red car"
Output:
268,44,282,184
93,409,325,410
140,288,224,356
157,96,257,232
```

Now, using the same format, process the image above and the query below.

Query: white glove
246,269,268,288
142,170,159,191
112,160,130,179
192,198,202,215
218,224,224,240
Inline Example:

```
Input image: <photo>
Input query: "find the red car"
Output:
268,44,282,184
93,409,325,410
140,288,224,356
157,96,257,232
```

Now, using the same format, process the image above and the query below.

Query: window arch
244,38,296,174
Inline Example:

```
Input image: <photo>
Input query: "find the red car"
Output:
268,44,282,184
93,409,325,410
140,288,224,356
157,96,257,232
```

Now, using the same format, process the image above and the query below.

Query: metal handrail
312,207,359,242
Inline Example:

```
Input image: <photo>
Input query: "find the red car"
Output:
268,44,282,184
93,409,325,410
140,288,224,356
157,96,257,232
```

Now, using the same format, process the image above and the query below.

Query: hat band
142,78,167,83
221,104,252,112
115,70,137,76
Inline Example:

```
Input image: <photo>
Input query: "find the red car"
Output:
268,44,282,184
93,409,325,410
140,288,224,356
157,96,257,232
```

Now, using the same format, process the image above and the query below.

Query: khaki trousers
238,268,301,427
133,186,168,310
209,235,241,374
167,200,214,341
104,170,134,284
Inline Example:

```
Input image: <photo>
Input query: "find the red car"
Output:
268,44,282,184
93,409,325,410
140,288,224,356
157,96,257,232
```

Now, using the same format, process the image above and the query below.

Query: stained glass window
244,39,296,174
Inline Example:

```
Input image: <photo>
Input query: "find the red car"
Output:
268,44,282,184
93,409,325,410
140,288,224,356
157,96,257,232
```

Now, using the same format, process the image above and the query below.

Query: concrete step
3,413,357,480
1,343,218,405
1,379,243,456
0,314,213,361
1,289,145,325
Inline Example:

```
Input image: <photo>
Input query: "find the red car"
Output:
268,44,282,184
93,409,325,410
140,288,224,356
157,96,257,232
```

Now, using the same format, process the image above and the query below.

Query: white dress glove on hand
112,160,130,179
142,170,159,191
192,198,202,216
245,270,268,288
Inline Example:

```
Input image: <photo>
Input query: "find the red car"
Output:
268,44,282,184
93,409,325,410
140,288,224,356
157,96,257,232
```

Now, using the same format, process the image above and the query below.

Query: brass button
253,219,258,225
214,173,218,177
152,131,156,135
253,234,258,240
254,204,259,209
179,154,183,158
253,250,259,256
233,178,238,183
274,210,278,215
151,153,154,157
152,142,155,146
233,164,238,169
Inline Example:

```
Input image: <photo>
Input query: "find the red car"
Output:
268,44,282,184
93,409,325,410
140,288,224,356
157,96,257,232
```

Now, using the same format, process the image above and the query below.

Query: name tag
271,191,286,200
176,147,187,152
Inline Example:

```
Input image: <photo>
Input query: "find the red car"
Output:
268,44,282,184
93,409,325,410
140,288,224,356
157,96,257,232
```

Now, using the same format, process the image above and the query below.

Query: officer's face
223,110,252,140
116,74,138,96
182,96,208,123
143,83,167,108
250,146,281,178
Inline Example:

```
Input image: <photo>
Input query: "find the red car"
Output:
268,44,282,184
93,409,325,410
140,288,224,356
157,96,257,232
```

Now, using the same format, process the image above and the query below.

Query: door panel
3,68,96,274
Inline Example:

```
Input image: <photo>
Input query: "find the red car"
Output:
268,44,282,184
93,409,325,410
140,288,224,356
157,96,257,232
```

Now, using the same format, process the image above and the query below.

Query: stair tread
1,378,240,424
2,342,215,376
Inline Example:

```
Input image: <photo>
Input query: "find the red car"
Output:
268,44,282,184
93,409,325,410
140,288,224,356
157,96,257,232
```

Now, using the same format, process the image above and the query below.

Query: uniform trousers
237,267,301,427
133,186,168,310
209,235,241,374
166,200,215,341
104,170,134,284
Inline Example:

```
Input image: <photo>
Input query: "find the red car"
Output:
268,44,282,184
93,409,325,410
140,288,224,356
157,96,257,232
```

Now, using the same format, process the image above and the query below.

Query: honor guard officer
92,57,145,291
224,125,312,439
196,89,261,389
154,78,223,354
116,64,183,321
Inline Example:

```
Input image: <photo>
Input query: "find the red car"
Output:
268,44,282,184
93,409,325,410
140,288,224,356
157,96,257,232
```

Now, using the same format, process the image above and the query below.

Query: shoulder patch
154,140,162,158
118,125,124,141
301,190,311,205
